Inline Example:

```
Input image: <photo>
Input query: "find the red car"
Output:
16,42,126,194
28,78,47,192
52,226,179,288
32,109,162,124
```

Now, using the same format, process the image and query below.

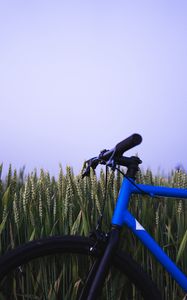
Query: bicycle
0,133,187,299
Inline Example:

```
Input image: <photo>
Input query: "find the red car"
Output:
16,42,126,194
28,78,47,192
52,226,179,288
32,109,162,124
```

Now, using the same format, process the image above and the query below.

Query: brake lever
106,159,116,171
82,157,99,178
82,147,117,178
105,147,117,171
82,166,91,178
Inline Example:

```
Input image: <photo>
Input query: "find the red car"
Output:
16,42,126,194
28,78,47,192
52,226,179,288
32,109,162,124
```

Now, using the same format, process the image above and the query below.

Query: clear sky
1,0,187,176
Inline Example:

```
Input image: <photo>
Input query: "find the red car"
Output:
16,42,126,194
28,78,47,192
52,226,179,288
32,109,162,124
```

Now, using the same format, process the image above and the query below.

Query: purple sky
1,1,187,176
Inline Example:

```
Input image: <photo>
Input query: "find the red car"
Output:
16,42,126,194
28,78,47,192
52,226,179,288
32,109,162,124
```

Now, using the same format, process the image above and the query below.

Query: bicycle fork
78,226,120,300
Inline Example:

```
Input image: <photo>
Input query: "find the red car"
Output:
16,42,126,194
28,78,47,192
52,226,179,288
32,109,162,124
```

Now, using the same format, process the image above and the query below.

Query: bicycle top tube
112,176,187,227
133,183,187,198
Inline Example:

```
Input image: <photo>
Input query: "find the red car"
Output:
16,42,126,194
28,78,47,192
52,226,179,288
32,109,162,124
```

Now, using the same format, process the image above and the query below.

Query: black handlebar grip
115,133,142,156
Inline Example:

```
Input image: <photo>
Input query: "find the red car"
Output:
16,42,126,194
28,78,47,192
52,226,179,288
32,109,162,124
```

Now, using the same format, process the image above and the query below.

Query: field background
0,163,187,299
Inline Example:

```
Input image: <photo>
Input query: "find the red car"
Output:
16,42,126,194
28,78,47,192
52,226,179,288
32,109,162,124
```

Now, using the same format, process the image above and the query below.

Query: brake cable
96,165,108,231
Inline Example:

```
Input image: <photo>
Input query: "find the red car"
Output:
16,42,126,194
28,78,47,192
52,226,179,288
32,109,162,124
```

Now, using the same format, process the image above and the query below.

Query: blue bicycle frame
112,177,187,293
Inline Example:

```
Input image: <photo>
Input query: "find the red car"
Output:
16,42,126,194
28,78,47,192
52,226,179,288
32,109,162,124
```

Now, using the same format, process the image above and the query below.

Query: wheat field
0,163,187,299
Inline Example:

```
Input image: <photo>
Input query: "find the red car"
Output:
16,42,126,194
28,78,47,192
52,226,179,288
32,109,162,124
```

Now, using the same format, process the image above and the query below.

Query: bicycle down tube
112,177,187,293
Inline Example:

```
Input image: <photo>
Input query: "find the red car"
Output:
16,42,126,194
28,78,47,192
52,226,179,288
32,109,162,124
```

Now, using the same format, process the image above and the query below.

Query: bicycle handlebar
99,133,142,161
115,133,142,156
82,133,142,177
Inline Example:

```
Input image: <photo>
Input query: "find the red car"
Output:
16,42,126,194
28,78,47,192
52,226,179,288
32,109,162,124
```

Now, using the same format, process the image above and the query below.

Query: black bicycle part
86,226,120,300
99,133,142,161
82,133,142,178
0,235,162,300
